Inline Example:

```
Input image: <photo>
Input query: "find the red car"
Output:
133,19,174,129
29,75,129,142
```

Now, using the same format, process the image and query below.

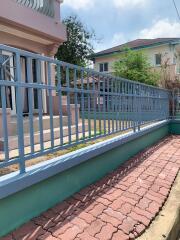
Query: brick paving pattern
2,136,180,240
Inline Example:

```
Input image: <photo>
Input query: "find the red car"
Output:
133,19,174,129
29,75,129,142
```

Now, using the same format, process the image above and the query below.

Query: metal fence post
15,52,26,174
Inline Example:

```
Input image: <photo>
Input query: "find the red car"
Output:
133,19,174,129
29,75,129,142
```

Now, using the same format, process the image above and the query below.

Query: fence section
0,44,170,174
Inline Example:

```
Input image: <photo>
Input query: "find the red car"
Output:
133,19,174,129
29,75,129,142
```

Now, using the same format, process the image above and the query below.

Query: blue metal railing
15,0,55,18
0,44,170,174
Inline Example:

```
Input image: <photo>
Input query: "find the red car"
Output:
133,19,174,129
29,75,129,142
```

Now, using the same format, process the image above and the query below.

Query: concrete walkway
2,136,180,240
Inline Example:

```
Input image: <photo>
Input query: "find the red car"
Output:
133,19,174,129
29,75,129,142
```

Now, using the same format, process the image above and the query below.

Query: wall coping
0,120,170,200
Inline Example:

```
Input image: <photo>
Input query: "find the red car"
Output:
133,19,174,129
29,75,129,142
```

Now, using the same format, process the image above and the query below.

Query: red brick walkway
3,136,180,240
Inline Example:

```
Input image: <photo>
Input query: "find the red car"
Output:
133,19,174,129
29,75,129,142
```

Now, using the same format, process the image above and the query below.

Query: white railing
15,0,55,17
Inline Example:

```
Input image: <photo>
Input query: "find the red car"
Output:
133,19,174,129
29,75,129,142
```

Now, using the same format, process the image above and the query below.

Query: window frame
99,62,109,72
155,53,162,66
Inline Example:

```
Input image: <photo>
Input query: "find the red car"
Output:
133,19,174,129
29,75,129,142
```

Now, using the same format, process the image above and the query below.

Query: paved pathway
3,136,180,240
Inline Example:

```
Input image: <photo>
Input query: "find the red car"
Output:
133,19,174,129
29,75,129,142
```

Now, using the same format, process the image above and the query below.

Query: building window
173,57,176,65
99,63,104,72
155,54,162,65
99,63,109,72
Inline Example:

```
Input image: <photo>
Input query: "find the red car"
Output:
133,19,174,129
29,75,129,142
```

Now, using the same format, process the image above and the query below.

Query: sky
61,0,180,52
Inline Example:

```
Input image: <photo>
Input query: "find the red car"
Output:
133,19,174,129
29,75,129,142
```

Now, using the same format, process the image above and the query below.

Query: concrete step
9,115,68,136
0,123,88,151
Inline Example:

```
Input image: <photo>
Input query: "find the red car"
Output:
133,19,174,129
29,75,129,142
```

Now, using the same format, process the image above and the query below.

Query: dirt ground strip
2,135,180,240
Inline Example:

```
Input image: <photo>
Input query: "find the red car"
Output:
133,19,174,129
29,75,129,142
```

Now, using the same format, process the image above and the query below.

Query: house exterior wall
0,0,67,114
94,55,120,73
142,44,175,66
0,0,67,53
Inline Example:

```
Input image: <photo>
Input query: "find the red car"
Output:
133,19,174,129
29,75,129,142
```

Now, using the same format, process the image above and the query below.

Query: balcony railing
15,0,55,17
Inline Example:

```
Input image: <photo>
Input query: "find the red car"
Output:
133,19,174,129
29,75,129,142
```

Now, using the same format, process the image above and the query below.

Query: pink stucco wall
0,0,67,115
0,0,67,44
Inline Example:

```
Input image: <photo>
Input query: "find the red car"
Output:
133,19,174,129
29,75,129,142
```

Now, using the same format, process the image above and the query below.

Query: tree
113,47,159,86
159,53,180,89
55,15,95,67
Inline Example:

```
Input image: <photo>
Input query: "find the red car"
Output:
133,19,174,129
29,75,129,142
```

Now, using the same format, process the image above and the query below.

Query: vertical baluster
143,86,145,124
133,83,136,132
92,73,97,138
15,52,25,173
66,66,72,144
153,89,155,121
150,87,152,122
47,62,54,148
155,90,158,120
125,82,128,129
172,89,175,118
115,78,118,132
80,69,85,140
122,81,125,131
97,75,102,135
111,78,114,133
127,82,130,129
124,82,127,130
145,86,147,124
74,68,79,141
117,80,120,131
125,82,128,130
130,83,132,129
136,84,139,130
157,90,159,120
148,87,150,123
103,76,106,134
138,84,141,131
36,59,44,151
129,83,132,129
26,57,34,154
87,72,91,138
150,88,153,122
107,77,110,134
148,88,150,122
57,64,63,146
1,85,9,161
124,81,127,130
130,83,133,129
119,80,122,131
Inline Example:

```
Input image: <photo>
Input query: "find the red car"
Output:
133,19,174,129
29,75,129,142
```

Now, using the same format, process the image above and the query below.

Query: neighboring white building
90,38,180,86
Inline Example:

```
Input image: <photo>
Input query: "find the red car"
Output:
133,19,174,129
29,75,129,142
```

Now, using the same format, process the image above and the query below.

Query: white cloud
113,0,147,9
63,0,94,10
139,19,180,38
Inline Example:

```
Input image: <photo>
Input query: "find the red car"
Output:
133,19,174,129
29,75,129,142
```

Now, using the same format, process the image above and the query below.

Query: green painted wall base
0,124,173,237
169,121,180,135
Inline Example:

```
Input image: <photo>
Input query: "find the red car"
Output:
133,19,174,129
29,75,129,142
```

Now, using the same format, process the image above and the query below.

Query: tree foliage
55,15,95,67
113,47,159,86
